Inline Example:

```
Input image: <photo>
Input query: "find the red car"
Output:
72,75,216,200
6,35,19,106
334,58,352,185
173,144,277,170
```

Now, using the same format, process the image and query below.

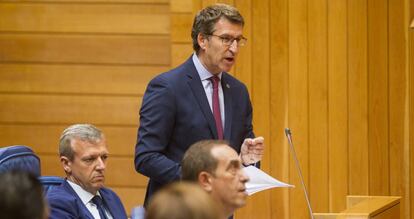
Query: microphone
285,128,314,219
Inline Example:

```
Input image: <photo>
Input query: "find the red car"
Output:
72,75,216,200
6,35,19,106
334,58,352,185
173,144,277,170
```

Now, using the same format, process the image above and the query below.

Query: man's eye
228,168,237,175
222,37,233,43
84,158,94,163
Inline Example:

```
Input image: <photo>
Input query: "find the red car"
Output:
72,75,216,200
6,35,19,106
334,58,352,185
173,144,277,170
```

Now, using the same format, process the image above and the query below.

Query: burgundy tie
210,76,224,139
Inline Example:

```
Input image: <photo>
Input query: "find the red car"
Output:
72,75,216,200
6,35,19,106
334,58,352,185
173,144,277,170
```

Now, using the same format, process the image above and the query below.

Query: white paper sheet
244,166,294,195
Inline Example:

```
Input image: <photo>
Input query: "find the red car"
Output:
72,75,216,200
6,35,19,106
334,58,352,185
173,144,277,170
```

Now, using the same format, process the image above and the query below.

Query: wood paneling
327,0,348,212
0,3,169,34
288,0,309,218
347,0,369,196
388,0,408,218
171,43,193,68
0,94,140,125
308,0,329,213
171,13,193,43
237,1,272,219
0,34,170,65
0,0,168,216
368,0,389,195
269,0,290,218
171,0,193,13
170,0,193,71
410,25,414,219
0,64,166,95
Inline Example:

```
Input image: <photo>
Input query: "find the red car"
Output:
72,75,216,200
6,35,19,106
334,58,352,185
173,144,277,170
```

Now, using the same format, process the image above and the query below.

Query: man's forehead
213,18,243,34
211,145,239,161
72,138,108,153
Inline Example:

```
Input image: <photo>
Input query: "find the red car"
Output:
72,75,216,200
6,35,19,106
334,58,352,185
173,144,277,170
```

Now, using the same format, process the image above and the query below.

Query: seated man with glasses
134,3,265,206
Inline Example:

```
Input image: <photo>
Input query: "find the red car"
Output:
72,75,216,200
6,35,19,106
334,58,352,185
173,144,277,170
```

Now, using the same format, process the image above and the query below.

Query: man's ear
198,171,213,192
60,156,72,174
197,33,208,50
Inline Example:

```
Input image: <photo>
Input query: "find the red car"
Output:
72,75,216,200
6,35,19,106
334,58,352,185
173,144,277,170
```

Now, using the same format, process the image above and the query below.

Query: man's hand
240,137,264,165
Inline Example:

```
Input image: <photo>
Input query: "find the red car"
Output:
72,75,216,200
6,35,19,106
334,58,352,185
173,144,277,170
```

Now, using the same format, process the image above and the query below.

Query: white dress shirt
192,53,225,129
67,180,113,219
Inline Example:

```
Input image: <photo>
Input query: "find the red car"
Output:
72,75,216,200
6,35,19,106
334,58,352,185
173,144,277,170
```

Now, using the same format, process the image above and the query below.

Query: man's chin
220,63,234,73
91,181,105,189
234,199,247,209
234,194,248,207
93,175,105,182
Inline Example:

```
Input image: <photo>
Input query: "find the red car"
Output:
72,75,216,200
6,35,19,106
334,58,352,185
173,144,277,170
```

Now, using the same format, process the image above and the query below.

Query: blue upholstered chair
0,145,41,177
0,145,64,193
39,175,65,193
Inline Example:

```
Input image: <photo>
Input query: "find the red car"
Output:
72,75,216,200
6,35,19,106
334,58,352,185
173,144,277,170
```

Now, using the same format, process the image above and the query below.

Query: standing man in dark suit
135,3,264,206
47,124,127,219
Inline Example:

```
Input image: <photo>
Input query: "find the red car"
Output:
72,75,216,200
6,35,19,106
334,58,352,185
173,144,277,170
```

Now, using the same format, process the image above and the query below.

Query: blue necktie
92,195,109,219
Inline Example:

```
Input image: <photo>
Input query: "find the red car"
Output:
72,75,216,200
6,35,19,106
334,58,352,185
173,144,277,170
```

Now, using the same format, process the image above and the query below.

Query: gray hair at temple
191,3,244,54
59,124,103,161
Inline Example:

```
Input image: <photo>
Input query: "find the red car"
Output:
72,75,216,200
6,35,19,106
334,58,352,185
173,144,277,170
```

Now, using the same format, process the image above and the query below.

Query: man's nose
240,170,250,183
229,40,239,53
96,158,106,170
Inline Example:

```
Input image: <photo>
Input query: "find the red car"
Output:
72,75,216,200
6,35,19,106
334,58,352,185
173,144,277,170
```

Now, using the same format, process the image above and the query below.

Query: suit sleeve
134,75,181,184
47,195,78,219
244,84,255,140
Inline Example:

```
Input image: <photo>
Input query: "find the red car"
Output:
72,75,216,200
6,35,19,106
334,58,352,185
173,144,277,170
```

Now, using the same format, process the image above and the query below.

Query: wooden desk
313,196,401,219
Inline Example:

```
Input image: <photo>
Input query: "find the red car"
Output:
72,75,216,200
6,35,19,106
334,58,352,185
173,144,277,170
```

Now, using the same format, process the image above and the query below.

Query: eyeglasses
209,34,247,47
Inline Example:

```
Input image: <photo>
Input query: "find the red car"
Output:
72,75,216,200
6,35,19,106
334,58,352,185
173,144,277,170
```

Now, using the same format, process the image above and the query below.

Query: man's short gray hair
59,124,103,160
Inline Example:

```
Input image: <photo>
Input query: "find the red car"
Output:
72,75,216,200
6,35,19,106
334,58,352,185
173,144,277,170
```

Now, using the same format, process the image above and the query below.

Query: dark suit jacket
134,56,255,205
46,180,127,219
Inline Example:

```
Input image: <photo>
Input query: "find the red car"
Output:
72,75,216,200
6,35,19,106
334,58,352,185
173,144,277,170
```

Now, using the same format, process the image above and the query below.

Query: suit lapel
222,73,233,140
63,181,95,219
100,190,118,218
185,59,218,139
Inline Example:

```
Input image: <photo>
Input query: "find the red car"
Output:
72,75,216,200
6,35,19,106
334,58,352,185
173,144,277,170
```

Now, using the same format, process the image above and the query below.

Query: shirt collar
67,180,101,205
192,53,222,81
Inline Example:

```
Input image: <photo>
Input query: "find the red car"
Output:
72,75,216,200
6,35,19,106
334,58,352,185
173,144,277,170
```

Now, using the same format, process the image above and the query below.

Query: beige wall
1,0,413,218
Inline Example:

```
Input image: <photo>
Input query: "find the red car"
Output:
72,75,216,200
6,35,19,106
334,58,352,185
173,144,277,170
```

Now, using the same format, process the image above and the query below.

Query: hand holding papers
244,166,294,195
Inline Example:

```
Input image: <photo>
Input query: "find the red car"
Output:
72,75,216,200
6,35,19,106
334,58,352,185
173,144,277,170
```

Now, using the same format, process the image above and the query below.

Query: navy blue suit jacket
134,57,255,205
46,180,127,219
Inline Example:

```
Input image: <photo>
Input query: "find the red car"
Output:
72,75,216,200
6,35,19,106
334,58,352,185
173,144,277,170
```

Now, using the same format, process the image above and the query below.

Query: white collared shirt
67,180,113,219
192,53,225,129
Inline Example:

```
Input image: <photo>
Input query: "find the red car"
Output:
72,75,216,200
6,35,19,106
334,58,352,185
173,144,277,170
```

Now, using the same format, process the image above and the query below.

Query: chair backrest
0,145,41,177
38,176,65,194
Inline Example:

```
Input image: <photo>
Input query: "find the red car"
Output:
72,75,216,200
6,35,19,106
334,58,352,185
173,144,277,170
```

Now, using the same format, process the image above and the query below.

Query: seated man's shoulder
46,183,77,202
45,185,82,219
99,187,123,202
